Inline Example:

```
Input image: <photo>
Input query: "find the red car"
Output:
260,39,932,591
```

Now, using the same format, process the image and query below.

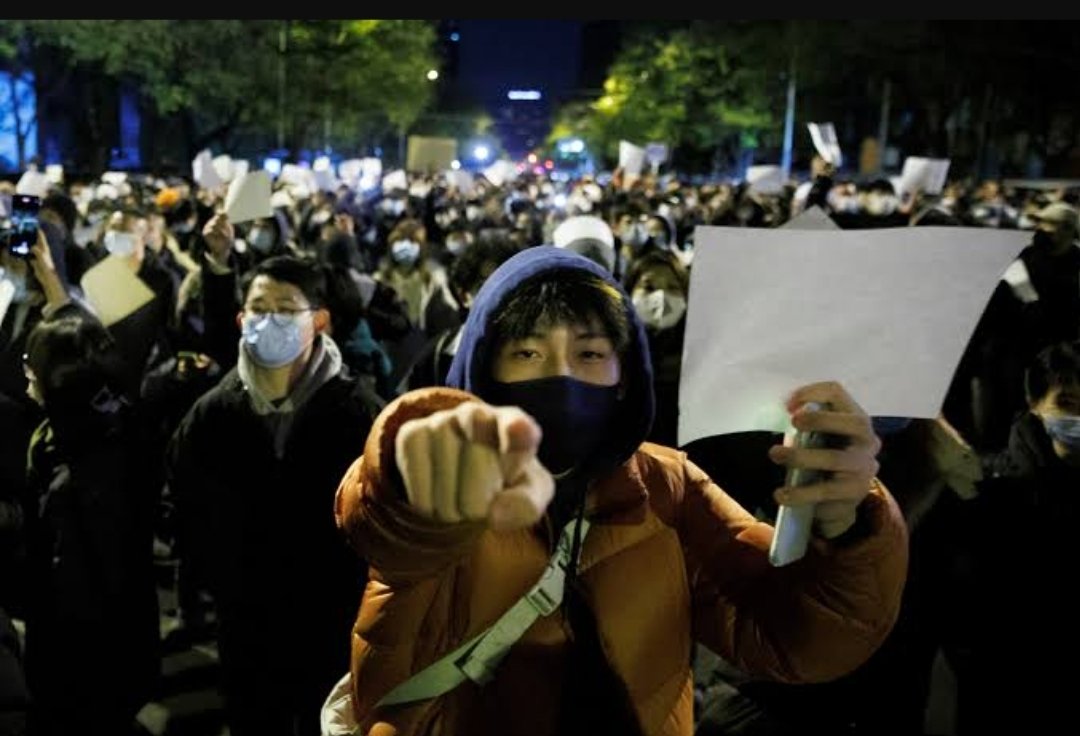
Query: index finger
452,402,542,485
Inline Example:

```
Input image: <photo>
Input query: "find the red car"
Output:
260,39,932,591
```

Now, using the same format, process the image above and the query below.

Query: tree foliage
2,20,439,167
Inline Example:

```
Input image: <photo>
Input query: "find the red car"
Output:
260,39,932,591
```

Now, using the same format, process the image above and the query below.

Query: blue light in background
0,71,38,171
109,88,142,169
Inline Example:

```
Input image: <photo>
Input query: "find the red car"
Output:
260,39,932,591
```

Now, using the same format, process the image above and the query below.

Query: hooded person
330,246,908,736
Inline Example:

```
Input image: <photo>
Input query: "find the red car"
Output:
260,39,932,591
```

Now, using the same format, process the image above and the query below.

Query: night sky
455,20,583,105
451,20,588,156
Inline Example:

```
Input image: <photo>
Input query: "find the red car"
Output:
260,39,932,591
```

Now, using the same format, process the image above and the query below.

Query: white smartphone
768,402,838,567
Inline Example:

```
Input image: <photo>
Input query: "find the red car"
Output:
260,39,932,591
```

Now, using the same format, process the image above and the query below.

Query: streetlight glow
473,145,490,162
426,69,439,81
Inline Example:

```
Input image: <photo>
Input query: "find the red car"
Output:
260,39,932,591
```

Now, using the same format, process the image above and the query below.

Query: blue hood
446,246,656,474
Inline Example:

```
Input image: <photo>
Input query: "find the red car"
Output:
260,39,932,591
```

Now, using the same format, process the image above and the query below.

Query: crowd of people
0,153,1076,736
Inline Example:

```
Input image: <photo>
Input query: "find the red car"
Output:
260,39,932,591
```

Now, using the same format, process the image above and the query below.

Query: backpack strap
376,517,590,708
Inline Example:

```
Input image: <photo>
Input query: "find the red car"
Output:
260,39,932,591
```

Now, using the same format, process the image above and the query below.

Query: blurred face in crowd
1034,218,1077,255
38,207,65,233
630,262,687,332
104,211,146,267
1031,379,1080,462
247,218,277,254
644,218,670,247
977,181,1002,202
444,229,472,258
23,361,44,405
388,222,426,271
617,214,646,246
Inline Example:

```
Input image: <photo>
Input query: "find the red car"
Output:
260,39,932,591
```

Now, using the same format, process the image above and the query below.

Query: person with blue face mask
933,339,1080,734
166,255,382,736
376,218,459,337
328,247,907,736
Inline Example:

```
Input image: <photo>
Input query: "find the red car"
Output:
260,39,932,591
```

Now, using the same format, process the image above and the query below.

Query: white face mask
632,289,687,331
104,230,137,257
445,237,467,256
391,239,421,266
865,194,899,216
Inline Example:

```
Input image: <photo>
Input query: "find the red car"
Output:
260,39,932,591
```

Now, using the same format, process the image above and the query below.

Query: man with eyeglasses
166,255,383,736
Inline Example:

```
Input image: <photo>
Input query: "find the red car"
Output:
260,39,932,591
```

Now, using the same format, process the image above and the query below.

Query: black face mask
487,376,620,475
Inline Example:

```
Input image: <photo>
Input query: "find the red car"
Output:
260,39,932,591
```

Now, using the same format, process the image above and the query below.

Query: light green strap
376,518,591,708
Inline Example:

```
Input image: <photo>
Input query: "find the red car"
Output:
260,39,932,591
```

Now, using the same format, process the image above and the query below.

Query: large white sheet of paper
224,171,272,224
232,160,250,180
382,169,407,192
15,171,49,198
192,150,223,190
361,158,382,179
678,226,1030,444
338,159,363,185
81,255,156,327
313,168,338,192
101,171,128,185
445,170,475,195
782,206,838,230
407,135,457,172
482,161,518,187
645,142,669,166
212,155,235,183
899,157,950,195
279,164,308,187
807,122,843,167
358,158,382,190
619,141,646,176
45,165,64,184
408,181,432,199
746,165,784,194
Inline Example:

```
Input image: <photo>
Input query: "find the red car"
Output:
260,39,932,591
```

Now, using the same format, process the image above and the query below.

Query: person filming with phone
326,247,908,736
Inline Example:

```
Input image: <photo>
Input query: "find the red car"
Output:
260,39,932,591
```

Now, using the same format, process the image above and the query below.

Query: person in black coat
21,304,159,736
166,256,382,736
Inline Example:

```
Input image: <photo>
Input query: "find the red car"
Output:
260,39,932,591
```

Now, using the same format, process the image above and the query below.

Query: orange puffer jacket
334,388,908,736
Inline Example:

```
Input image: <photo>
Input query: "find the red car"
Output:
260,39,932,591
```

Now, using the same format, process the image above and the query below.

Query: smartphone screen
7,194,41,258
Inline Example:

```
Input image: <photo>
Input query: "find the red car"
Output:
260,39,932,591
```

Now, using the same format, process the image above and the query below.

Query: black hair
1025,340,1080,405
24,313,127,418
241,255,327,308
41,193,78,233
167,199,196,226
449,236,520,303
863,178,897,196
623,249,690,295
321,265,365,342
491,269,631,356
646,214,674,245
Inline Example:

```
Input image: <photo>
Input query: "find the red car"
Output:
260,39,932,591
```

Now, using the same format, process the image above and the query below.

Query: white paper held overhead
224,171,273,224
81,255,156,327
678,226,1029,444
